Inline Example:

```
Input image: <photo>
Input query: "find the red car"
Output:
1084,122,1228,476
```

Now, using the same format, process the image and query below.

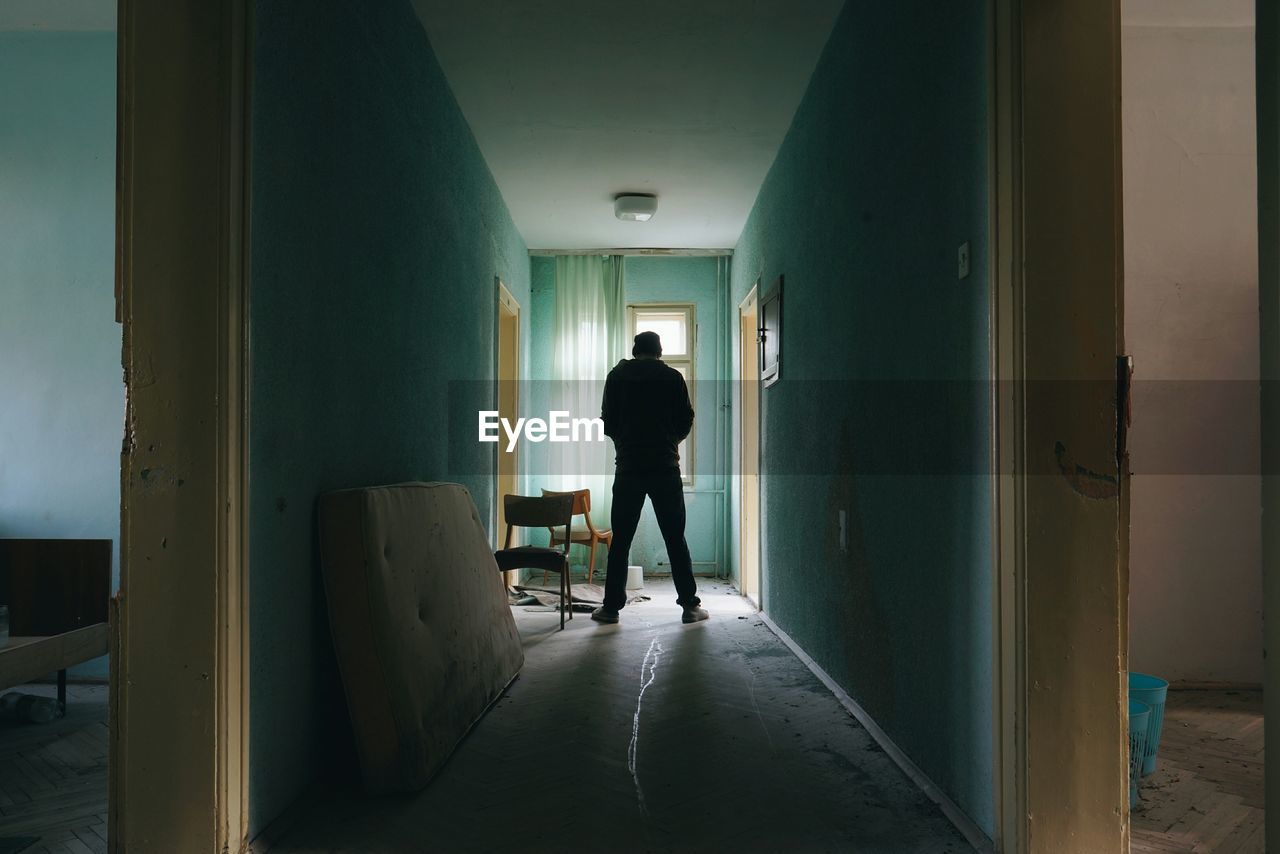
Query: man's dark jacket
600,357,695,474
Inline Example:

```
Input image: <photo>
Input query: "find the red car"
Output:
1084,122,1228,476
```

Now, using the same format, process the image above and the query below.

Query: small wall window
627,303,695,484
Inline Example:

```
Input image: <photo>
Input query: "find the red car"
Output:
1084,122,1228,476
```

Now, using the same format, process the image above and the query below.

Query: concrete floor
268,580,972,853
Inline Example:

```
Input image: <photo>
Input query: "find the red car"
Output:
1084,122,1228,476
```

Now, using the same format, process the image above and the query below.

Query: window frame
626,303,696,485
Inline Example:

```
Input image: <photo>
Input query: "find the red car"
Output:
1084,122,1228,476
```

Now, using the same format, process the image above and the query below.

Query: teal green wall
0,32,120,679
527,256,728,577
729,1,994,835
249,0,530,834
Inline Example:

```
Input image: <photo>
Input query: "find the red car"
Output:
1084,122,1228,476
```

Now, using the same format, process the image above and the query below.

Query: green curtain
551,255,625,532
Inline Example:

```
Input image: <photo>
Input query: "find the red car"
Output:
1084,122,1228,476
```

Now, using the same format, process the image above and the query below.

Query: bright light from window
634,315,688,356
629,304,695,485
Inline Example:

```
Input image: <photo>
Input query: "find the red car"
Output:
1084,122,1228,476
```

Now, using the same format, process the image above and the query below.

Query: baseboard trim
1168,680,1262,691
755,609,995,854
245,778,320,854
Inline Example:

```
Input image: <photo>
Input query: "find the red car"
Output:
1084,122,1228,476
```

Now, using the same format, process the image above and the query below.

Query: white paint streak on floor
628,633,664,814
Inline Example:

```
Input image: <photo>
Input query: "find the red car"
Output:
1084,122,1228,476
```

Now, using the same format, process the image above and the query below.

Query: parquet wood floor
0,684,108,854
1132,689,1264,853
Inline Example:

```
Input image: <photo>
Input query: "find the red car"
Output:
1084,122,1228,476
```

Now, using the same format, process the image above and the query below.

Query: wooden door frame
114,0,251,850
991,1,1126,851
737,283,761,608
494,278,521,560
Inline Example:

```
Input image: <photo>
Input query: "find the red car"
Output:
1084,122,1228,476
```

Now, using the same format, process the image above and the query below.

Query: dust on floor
268,580,973,854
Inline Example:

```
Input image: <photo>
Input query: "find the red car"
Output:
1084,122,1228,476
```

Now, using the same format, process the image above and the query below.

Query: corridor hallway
266,582,971,854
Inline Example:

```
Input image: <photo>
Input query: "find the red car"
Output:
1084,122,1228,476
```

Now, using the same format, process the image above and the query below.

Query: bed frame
0,539,111,708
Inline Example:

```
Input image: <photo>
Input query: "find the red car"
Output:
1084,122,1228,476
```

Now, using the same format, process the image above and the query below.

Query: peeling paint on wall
1054,441,1121,500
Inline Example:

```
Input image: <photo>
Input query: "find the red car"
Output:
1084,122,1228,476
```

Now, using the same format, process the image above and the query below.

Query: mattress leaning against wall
317,481,523,792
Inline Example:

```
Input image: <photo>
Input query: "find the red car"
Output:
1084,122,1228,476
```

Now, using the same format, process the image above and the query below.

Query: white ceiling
0,0,114,31
411,0,845,250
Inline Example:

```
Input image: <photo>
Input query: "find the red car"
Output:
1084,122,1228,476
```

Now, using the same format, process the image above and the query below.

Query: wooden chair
541,488,613,585
494,493,575,630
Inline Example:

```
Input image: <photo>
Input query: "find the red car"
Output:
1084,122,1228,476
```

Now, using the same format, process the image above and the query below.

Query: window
627,304,695,484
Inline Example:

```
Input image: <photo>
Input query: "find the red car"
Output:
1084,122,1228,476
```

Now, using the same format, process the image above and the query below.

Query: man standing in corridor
593,330,709,625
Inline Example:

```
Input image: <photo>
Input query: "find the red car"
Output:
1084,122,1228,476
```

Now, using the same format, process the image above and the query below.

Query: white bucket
626,565,645,591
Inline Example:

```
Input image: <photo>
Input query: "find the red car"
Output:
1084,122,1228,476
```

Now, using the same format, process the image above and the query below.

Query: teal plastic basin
1129,672,1169,776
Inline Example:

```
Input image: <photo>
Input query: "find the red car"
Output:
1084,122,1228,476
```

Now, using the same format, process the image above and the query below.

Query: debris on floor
513,584,653,611
0,692,63,724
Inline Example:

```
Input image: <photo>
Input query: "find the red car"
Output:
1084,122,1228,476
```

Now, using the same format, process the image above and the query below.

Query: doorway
495,279,521,580
1121,4,1265,847
0,18,120,851
738,284,761,606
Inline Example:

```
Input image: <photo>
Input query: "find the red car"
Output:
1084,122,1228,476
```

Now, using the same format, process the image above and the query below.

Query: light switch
958,242,971,280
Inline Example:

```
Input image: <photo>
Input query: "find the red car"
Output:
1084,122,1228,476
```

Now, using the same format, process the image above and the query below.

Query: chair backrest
540,488,590,515
505,493,574,528
540,488,600,535
503,494,574,550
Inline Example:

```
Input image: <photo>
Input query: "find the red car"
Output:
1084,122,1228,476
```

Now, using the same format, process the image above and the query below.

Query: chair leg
587,539,598,585
559,570,565,630
566,564,573,620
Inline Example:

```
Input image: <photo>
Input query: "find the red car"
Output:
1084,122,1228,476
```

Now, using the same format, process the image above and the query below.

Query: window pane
629,306,693,483
634,314,688,356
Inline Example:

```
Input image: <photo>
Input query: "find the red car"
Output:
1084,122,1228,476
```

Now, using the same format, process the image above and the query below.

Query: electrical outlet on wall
958,241,971,280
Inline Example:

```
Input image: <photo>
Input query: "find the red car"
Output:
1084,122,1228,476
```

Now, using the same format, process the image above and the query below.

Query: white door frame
114,0,251,849
990,0,1127,850
738,284,761,608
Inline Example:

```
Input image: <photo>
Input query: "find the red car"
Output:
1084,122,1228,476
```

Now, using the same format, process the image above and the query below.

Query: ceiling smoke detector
614,194,658,222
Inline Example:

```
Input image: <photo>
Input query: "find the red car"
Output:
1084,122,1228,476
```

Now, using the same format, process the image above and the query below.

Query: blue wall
730,0,994,834
249,0,530,834
0,32,120,678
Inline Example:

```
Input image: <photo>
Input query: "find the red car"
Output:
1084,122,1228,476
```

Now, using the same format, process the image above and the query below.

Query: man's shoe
591,607,619,624
681,606,709,624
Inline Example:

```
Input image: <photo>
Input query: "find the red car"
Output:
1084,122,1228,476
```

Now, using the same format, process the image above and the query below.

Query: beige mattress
318,481,523,792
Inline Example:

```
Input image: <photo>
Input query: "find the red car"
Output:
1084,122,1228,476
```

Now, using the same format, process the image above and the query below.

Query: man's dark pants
603,469,701,612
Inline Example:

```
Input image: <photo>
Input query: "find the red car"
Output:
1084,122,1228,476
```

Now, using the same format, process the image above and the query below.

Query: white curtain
551,255,625,528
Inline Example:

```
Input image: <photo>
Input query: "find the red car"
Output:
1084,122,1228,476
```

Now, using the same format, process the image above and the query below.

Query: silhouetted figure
592,331,708,624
